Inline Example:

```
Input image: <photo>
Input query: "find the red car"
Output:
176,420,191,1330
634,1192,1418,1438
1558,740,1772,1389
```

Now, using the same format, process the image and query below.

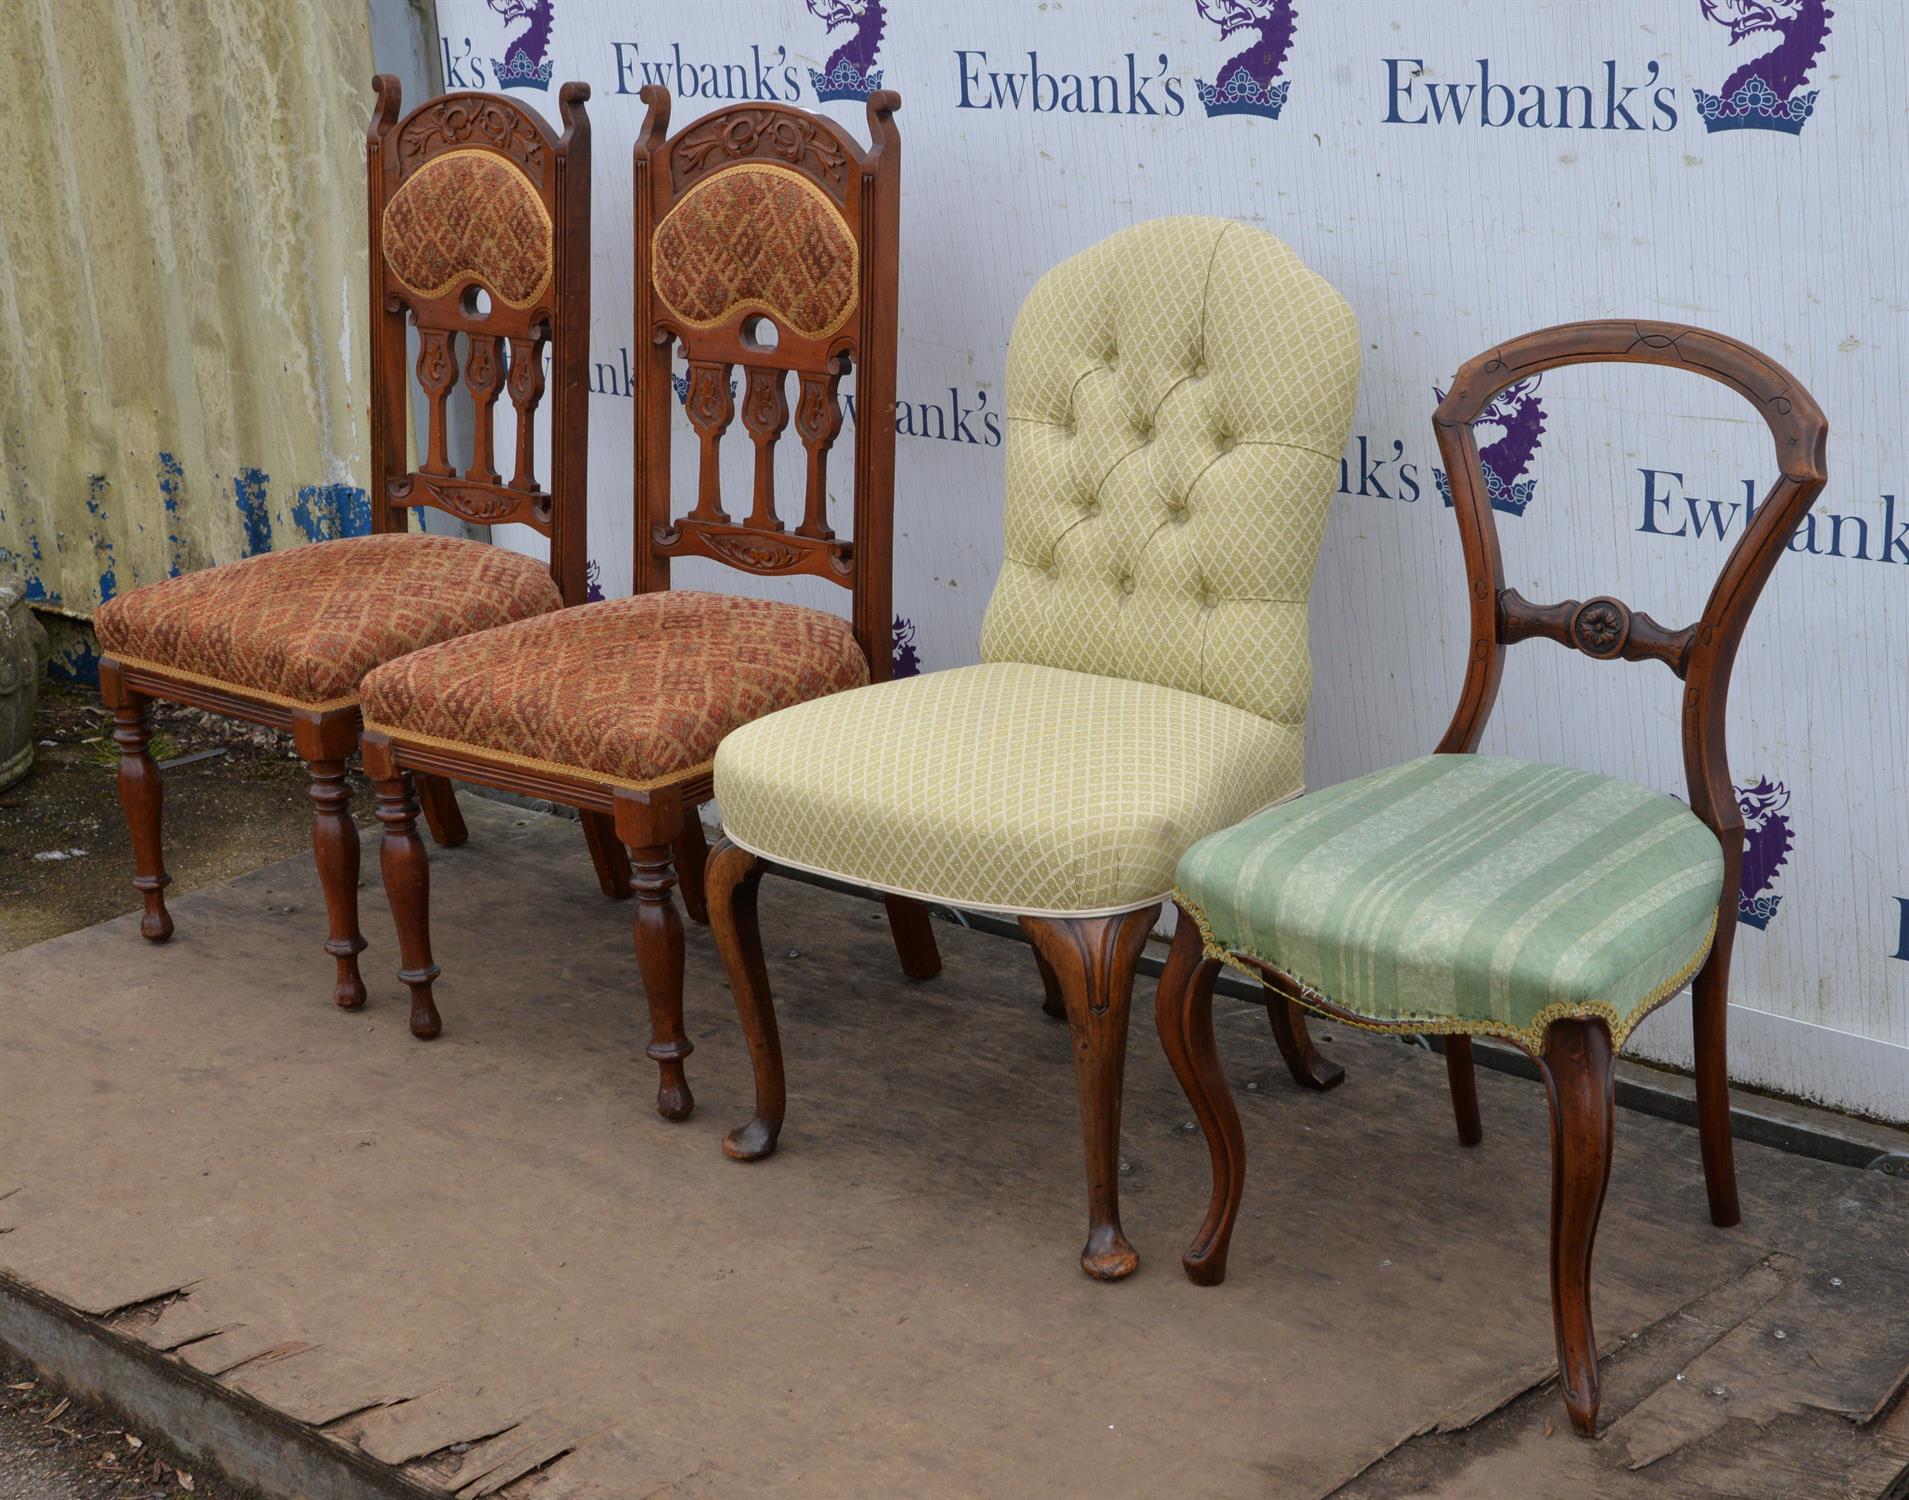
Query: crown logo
492,47,554,92
808,58,885,103
1694,75,1817,134
1195,74,1290,120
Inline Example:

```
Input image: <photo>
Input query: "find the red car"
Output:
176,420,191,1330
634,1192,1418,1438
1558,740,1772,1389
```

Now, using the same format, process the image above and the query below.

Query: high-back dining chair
358,86,907,1123
93,78,591,1011
703,217,1361,1279
1159,321,1828,1435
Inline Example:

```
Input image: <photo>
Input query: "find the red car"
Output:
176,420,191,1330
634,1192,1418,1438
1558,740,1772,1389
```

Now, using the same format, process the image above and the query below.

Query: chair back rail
632,88,901,680
1432,319,1828,901
366,77,592,605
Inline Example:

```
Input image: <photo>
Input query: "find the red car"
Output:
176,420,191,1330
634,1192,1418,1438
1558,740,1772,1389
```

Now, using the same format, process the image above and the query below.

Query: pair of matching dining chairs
91,79,1826,1440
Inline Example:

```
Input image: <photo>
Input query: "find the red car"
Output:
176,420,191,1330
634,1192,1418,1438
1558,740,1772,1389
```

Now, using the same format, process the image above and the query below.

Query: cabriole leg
1021,904,1158,1282
1264,989,1345,1091
1156,917,1242,1285
707,836,781,1162
1539,1017,1617,1438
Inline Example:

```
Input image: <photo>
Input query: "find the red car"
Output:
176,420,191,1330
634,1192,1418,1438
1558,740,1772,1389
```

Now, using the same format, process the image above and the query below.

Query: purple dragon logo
806,0,887,102
1736,776,1793,929
488,0,554,92
585,557,605,603
1194,0,1296,120
1431,375,1547,517
1694,0,1831,134
891,615,921,677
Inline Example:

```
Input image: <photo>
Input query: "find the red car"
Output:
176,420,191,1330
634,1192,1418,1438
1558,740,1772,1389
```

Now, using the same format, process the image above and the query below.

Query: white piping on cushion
718,784,1305,923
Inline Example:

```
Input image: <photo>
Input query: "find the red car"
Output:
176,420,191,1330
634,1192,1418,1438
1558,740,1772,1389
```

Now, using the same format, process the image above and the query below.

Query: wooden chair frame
100,77,593,1009
363,87,924,1126
1156,320,1827,1435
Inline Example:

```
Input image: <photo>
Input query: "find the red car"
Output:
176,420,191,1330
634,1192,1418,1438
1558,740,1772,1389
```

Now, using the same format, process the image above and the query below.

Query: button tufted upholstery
980,216,1359,728
716,218,1359,915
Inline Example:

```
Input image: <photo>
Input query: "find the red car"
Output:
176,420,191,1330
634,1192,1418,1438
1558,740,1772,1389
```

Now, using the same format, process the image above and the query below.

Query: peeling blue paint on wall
159,451,186,576
23,530,53,603
291,482,370,542
49,633,101,685
234,467,272,556
85,474,118,603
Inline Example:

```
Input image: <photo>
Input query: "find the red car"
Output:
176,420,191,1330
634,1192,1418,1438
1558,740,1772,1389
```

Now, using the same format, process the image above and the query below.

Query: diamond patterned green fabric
1175,755,1726,1050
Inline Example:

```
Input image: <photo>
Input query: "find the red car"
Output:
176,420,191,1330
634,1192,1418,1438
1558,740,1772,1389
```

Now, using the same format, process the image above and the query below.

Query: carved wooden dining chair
703,218,1361,1279
358,86,913,1121
1159,322,1827,1435
93,78,594,1010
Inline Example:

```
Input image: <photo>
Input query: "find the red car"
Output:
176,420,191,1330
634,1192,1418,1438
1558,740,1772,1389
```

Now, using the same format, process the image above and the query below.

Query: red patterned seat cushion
95,535,563,710
359,591,870,790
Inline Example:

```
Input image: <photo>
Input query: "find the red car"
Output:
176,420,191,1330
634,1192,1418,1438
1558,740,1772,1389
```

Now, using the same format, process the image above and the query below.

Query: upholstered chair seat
362,591,867,791
95,533,562,711
717,661,1300,917
1175,754,1725,1051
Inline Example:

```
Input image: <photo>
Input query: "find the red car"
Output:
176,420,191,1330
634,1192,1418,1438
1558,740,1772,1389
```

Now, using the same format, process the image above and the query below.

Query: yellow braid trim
1171,890,1719,1058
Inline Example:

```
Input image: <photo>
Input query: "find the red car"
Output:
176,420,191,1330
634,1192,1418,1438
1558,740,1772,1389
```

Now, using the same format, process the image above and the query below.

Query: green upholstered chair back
980,216,1359,728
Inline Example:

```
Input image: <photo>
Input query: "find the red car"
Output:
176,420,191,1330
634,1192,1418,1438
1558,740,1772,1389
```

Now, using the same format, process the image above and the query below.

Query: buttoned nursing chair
94,78,592,1009
704,217,1361,1279
1159,322,1828,1435
358,86,915,1121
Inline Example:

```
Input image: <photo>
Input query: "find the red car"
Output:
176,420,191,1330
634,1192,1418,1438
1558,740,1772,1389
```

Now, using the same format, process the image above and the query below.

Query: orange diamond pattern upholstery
359,591,870,790
95,535,563,710
651,164,858,339
383,148,554,309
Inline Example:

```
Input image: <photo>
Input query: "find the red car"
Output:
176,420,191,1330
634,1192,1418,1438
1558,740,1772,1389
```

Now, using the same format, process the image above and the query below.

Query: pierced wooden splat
416,328,460,477
1497,588,1696,676
464,333,504,485
684,360,736,523
506,333,547,492
793,367,845,540
741,366,791,531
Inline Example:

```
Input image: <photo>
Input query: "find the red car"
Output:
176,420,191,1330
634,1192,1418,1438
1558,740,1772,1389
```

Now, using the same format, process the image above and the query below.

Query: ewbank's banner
432,0,1907,1122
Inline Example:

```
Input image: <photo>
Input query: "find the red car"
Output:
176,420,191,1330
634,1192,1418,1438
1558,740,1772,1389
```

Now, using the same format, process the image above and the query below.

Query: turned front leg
373,772,441,1038
306,756,368,1010
109,691,174,942
630,840,693,1121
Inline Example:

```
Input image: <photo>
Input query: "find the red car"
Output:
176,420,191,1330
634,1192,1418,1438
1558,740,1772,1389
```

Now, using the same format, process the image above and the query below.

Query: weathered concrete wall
0,0,376,677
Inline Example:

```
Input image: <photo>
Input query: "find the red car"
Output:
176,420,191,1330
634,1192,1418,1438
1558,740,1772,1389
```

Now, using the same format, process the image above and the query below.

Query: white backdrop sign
431,0,1907,1121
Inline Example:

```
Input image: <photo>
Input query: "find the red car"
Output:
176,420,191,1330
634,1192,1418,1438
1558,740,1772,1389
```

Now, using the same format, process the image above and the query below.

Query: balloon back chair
94,77,591,1009
1160,321,1827,1435
358,86,908,1124
705,217,1361,1279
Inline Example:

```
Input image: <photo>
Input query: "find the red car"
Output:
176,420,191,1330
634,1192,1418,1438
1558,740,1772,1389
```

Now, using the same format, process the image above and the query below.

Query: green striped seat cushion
1174,755,1725,1051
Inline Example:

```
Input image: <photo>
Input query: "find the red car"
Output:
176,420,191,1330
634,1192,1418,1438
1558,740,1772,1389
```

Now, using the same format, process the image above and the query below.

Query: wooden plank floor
1,797,1904,1498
